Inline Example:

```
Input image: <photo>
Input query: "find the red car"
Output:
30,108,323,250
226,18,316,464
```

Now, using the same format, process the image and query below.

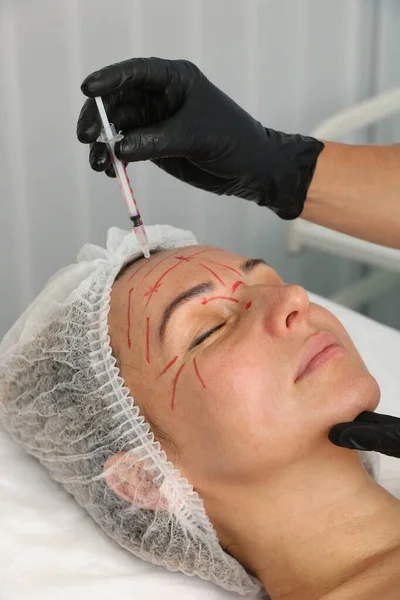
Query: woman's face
108,245,380,491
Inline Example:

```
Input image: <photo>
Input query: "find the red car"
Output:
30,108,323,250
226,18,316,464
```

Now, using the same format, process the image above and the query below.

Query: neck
204,445,400,600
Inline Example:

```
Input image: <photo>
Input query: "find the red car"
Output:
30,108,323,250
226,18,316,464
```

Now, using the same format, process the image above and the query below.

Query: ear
104,451,169,510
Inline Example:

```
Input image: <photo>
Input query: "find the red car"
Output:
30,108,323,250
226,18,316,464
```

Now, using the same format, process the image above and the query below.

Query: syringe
95,96,150,259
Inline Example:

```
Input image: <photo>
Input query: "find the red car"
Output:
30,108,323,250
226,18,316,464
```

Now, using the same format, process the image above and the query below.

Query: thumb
328,421,374,450
115,121,182,163
329,421,400,454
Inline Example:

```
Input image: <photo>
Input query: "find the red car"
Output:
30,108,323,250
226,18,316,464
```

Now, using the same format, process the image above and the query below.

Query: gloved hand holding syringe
95,96,150,258
78,59,400,460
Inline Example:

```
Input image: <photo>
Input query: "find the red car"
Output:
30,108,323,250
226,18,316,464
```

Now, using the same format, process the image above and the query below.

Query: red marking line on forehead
175,255,191,262
128,258,151,282
127,287,134,348
140,253,172,283
142,248,213,283
197,263,225,286
185,248,216,259
143,249,215,309
245,301,252,310
171,363,185,410
201,296,239,305
144,282,162,297
204,259,242,276
144,261,183,308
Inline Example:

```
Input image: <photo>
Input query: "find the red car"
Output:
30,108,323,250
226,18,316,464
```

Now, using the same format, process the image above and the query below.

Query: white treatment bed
1,292,399,600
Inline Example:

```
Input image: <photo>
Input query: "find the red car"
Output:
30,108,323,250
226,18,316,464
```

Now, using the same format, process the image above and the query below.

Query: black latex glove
77,57,324,220
329,411,400,459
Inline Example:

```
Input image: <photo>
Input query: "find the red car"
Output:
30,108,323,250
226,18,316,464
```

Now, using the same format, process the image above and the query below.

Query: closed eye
189,323,225,351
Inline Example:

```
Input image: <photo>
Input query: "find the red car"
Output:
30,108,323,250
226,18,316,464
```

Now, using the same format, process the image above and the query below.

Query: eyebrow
241,258,270,273
158,257,270,344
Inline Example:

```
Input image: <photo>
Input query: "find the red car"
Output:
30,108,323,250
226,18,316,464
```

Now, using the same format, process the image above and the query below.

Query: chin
328,359,381,425
304,352,381,430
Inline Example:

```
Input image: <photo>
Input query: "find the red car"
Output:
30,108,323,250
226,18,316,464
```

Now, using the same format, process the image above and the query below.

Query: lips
295,331,344,382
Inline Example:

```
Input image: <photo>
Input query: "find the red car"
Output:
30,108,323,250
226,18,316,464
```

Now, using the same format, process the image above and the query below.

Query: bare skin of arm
303,142,400,249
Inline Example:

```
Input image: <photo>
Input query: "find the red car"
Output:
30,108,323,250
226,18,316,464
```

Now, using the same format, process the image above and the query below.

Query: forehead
109,244,243,337
116,244,244,297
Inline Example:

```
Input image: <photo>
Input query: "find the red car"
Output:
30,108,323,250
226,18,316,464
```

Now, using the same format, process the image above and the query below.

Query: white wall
0,0,399,338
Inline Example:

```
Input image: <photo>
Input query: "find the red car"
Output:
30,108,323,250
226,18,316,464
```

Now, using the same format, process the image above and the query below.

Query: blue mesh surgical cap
0,225,266,597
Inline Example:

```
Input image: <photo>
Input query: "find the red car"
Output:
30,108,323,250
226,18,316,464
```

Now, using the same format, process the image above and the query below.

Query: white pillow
1,292,399,599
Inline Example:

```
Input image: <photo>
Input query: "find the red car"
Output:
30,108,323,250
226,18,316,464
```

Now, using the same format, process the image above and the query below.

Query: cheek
188,343,289,471
157,345,284,484
164,307,381,483
204,340,284,419
192,337,380,474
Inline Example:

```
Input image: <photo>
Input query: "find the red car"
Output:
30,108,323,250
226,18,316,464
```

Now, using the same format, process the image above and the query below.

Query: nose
256,284,310,339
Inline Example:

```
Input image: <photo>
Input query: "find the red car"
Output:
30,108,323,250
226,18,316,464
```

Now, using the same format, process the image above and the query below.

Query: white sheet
1,292,399,599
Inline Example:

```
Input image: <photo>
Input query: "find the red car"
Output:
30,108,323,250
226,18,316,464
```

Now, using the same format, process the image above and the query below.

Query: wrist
256,129,324,219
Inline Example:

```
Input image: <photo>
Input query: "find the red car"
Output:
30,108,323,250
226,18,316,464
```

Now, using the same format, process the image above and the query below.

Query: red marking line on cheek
193,358,206,388
231,280,244,294
146,317,150,364
171,363,185,410
204,259,242,276
158,355,179,378
245,301,252,310
127,288,134,348
197,263,225,286
201,296,239,305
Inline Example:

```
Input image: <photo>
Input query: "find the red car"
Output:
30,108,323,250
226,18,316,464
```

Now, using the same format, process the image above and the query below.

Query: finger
354,410,400,425
360,424,400,455
348,424,400,457
77,93,122,144
328,423,372,451
153,157,225,193
115,121,181,163
105,164,117,178
81,57,171,98
105,161,128,179
110,103,149,133
89,142,111,172
329,422,400,454
77,97,102,143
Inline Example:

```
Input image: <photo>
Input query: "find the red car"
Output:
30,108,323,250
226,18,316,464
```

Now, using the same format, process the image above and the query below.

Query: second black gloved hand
77,57,324,220
329,410,400,459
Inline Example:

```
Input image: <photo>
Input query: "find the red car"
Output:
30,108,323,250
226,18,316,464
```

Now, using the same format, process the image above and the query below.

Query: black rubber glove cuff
253,131,324,220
